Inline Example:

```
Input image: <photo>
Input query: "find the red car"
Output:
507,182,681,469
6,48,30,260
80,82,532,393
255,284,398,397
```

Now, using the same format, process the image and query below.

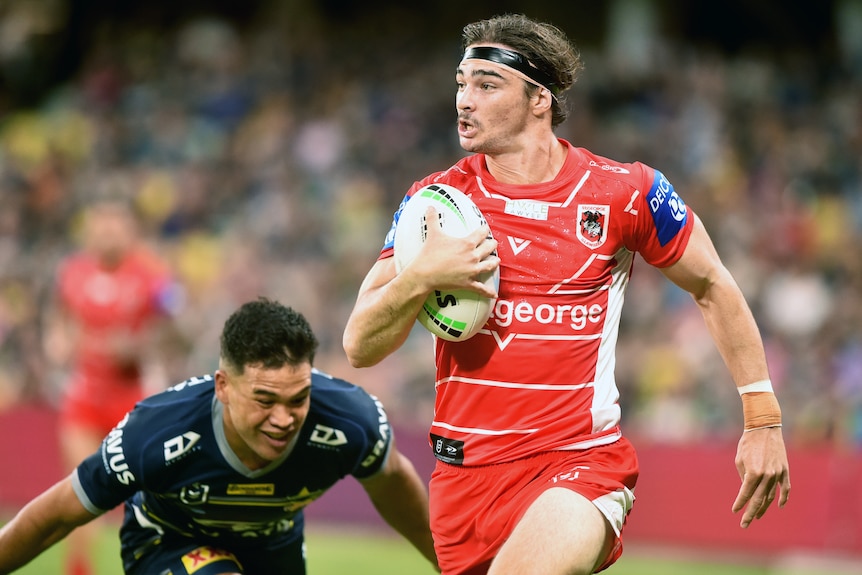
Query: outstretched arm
0,474,98,573
359,443,438,571
661,214,790,528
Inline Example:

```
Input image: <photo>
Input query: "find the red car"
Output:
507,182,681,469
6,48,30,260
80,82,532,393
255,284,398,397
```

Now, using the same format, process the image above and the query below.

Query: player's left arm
0,474,97,573
660,213,790,528
358,437,439,571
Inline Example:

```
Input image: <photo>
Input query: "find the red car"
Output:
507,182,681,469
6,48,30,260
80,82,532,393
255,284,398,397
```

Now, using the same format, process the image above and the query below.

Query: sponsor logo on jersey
431,433,464,465
164,431,201,464
489,299,604,332
589,159,630,174
504,199,550,220
646,170,687,246
180,482,210,505
180,546,239,573
103,412,135,486
507,236,531,255
227,483,275,496
361,395,391,468
551,465,591,483
284,486,326,513
168,374,212,393
309,424,348,447
383,194,410,250
576,204,609,249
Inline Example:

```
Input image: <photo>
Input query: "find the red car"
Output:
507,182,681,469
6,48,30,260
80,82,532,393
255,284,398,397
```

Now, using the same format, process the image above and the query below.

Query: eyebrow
251,388,278,398
456,66,507,81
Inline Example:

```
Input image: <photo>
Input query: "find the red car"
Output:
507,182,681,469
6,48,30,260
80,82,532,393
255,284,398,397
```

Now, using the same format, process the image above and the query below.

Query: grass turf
2,522,859,575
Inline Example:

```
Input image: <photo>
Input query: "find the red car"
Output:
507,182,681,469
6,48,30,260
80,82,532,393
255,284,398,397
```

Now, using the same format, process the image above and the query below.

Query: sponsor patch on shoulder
646,170,687,246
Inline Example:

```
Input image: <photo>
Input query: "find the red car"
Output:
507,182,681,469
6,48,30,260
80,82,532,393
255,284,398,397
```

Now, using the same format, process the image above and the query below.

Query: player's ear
214,369,230,403
531,86,553,115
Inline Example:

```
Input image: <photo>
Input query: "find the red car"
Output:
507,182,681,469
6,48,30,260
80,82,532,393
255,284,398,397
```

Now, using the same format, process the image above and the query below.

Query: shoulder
79,375,214,497
121,375,214,440
409,155,481,195
309,370,382,420
56,253,94,283
126,247,172,279
305,369,391,477
570,145,656,189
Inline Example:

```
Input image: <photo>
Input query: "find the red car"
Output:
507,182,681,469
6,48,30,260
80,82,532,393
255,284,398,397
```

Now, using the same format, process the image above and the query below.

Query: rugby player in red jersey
43,197,182,575
343,13,790,575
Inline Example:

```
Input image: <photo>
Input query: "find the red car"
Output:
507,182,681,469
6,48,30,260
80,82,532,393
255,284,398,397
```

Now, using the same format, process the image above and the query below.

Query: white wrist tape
737,379,774,395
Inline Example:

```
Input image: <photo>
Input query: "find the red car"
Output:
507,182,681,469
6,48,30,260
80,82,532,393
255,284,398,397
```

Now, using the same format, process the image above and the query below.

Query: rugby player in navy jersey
0,298,439,574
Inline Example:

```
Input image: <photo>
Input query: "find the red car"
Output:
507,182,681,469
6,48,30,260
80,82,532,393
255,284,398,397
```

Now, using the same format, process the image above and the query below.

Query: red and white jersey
55,247,177,391
380,140,694,466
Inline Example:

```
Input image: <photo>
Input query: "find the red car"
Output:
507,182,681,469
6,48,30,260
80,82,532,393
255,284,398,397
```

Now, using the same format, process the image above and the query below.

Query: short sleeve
628,166,694,268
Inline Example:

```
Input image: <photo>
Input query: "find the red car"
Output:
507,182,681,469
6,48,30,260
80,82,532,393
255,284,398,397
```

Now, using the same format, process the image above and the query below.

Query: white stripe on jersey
436,375,591,391
474,170,592,207
432,420,539,436
551,253,616,294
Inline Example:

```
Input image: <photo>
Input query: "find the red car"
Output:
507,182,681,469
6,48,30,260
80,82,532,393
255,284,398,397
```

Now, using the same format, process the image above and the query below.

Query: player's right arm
343,208,498,367
0,474,97,574
342,256,423,368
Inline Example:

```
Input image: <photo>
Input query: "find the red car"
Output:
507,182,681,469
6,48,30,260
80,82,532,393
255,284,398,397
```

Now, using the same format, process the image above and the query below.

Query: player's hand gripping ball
394,183,499,342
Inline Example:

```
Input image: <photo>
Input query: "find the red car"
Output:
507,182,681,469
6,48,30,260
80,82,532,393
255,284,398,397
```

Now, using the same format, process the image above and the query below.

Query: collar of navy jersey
461,46,560,96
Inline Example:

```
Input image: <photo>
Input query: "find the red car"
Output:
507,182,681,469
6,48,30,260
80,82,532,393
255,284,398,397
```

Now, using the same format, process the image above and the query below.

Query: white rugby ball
394,183,499,342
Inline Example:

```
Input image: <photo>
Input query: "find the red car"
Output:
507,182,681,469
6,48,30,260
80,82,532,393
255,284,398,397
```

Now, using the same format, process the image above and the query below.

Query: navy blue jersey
72,369,391,551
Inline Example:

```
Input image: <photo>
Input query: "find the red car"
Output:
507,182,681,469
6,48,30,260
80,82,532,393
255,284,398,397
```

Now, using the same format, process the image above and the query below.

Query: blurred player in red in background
43,196,184,575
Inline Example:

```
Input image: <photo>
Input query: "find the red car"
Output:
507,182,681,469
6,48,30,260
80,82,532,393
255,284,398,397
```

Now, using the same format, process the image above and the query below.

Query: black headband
462,46,559,96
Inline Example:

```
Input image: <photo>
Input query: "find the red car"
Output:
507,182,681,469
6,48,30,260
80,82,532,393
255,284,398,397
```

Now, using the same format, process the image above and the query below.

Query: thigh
488,487,611,575
489,441,638,575
431,441,638,575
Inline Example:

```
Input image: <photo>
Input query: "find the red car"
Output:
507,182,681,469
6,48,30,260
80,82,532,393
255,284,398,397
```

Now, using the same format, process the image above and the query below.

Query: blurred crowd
0,2,859,449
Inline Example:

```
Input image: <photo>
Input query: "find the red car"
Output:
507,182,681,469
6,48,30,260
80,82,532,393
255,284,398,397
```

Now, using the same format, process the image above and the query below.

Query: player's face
83,203,137,267
216,361,312,470
456,45,532,155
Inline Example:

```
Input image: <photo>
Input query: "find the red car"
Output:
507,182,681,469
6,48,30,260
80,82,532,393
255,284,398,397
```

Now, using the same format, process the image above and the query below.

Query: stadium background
0,0,860,571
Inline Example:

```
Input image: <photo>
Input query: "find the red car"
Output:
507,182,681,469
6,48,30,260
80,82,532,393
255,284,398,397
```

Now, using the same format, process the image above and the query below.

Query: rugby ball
393,183,499,342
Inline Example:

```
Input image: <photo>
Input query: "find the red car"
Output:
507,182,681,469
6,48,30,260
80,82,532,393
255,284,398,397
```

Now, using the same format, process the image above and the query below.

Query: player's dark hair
462,13,583,127
220,297,319,373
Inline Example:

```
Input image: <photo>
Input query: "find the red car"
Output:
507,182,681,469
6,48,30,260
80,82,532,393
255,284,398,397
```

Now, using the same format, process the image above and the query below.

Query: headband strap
462,46,560,96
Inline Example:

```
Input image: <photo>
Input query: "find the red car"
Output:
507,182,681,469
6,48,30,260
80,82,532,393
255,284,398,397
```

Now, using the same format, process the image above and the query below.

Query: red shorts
59,374,145,437
429,438,639,575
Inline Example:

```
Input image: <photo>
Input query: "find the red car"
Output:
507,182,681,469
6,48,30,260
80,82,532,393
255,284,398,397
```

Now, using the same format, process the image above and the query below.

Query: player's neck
484,135,566,185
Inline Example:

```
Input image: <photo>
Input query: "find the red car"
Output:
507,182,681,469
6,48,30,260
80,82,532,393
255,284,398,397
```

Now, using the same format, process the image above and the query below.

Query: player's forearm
1,476,99,573
0,487,82,573
693,275,770,387
0,517,70,573
362,454,438,569
343,273,428,368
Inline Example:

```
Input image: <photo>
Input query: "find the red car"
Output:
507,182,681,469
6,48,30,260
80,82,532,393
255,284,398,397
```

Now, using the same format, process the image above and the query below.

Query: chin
459,139,482,153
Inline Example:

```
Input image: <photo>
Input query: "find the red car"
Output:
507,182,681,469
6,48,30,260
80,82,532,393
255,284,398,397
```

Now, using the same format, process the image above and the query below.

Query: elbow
342,331,378,369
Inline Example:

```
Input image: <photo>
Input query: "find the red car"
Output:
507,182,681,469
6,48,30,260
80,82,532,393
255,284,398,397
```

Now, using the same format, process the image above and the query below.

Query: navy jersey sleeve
72,409,153,514
308,370,393,480
71,375,214,514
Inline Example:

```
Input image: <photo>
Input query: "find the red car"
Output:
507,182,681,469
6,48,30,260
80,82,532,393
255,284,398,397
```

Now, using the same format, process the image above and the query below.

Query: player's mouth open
458,117,477,137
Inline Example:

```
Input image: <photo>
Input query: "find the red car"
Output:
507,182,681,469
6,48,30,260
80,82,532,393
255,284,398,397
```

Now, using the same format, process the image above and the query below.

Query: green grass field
3,522,860,575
